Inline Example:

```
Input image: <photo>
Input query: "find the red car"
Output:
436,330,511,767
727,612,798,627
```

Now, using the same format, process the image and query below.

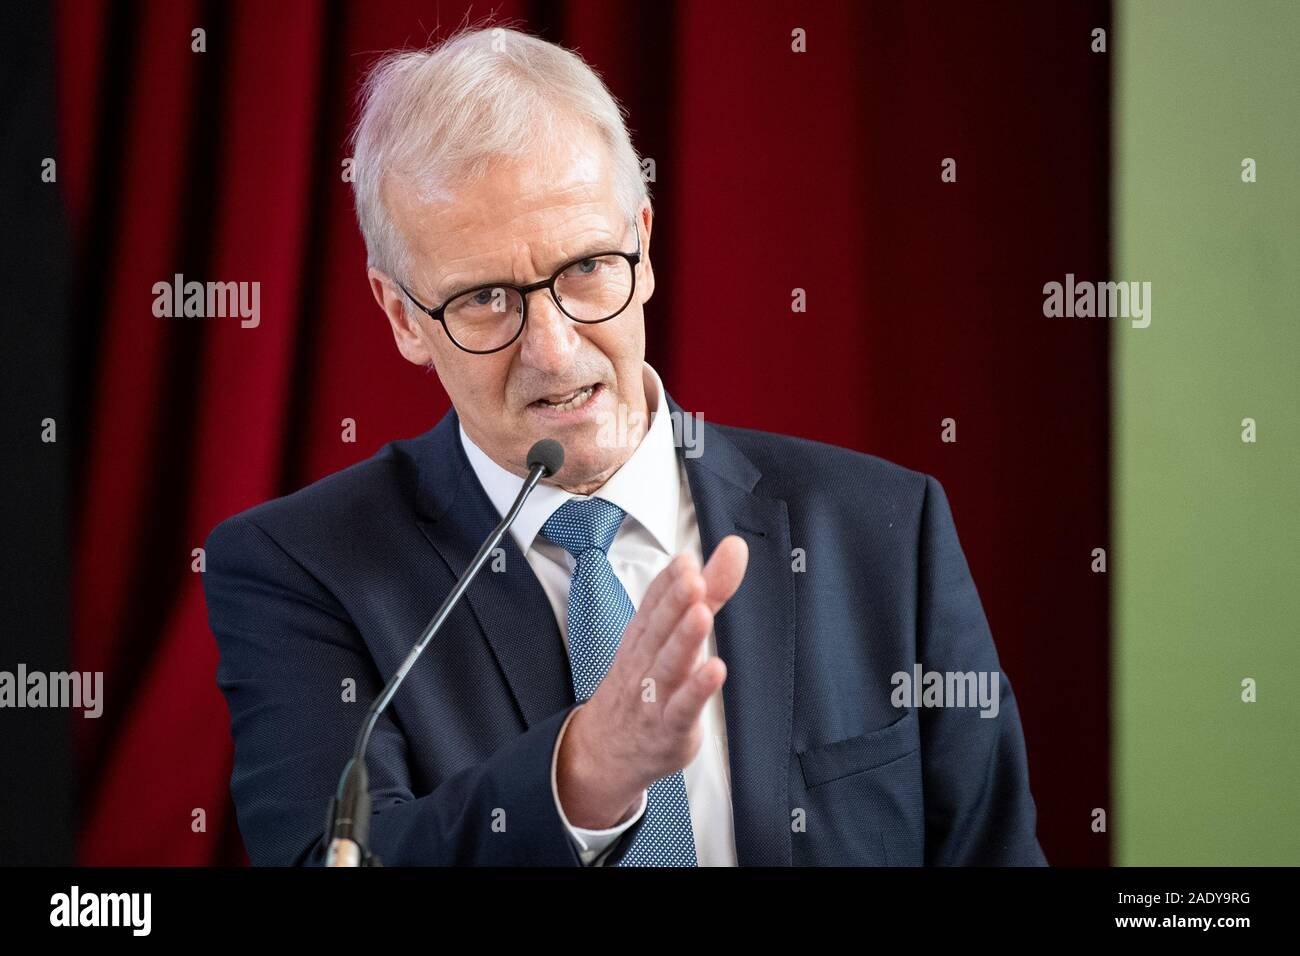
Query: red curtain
56,0,1109,866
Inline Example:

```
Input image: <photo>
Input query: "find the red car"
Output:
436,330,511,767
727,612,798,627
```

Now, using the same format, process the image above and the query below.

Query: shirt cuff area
550,704,650,866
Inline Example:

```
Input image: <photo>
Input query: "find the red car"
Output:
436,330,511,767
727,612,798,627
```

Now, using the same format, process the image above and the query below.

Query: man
203,26,1047,867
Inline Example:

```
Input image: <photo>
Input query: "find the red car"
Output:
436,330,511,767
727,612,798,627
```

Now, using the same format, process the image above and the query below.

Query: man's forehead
387,137,622,284
409,182,615,245
393,182,624,289
390,123,611,225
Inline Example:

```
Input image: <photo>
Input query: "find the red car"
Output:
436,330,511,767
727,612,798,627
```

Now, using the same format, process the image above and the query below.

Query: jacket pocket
797,708,919,789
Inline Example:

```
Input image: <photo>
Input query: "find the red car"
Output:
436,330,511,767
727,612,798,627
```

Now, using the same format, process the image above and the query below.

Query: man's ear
637,203,655,304
369,267,434,367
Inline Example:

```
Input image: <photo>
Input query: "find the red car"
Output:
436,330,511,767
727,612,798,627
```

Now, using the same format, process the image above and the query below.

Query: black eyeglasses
396,220,642,354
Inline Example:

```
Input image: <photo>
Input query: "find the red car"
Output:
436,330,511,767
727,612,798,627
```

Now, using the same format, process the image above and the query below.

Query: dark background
0,0,1109,865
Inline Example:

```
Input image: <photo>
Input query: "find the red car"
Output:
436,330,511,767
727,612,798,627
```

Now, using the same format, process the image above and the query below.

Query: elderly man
203,26,1046,867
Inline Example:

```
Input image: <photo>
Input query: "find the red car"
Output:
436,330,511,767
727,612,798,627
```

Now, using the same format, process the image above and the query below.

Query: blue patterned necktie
540,496,699,866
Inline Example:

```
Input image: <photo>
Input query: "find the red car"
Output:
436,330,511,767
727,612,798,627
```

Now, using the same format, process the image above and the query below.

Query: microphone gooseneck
325,438,564,866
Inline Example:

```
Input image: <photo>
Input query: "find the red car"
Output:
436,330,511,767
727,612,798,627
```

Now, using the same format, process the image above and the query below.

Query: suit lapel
410,410,574,729
668,392,795,867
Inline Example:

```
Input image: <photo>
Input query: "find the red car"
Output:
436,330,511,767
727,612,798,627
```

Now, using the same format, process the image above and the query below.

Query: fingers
645,536,749,702
648,600,714,695
598,539,746,782
663,657,727,734
632,552,696,634
621,536,748,681
701,535,748,614
622,553,704,669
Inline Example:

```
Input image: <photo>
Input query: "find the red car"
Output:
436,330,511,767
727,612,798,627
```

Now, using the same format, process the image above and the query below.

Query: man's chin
537,447,628,494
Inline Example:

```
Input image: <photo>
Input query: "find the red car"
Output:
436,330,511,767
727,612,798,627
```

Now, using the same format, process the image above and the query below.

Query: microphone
324,438,565,867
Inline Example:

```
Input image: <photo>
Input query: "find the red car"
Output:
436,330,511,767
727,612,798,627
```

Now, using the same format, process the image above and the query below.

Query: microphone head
527,439,564,478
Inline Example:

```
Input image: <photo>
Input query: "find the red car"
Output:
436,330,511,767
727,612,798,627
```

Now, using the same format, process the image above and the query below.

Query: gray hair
349,24,651,283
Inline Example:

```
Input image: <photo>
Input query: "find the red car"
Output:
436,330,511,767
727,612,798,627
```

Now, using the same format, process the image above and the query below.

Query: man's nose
518,289,579,373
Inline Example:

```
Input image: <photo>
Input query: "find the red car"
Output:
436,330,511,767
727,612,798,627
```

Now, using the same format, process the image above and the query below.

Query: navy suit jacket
203,393,1048,866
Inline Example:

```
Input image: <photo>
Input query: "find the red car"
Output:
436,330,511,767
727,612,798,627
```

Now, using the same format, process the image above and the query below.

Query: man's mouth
529,383,601,412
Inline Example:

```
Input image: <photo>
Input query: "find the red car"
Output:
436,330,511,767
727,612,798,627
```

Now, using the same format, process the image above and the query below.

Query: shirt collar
458,362,680,558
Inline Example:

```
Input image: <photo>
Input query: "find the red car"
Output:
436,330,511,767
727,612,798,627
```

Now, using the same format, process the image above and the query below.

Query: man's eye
574,259,598,276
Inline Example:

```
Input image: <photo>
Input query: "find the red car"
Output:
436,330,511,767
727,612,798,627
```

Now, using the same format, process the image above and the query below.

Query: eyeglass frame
394,219,643,355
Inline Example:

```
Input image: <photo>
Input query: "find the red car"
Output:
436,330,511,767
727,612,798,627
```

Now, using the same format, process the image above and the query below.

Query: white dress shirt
458,362,737,866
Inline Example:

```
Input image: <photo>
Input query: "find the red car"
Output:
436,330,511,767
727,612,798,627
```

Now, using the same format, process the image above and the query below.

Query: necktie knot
540,497,627,558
